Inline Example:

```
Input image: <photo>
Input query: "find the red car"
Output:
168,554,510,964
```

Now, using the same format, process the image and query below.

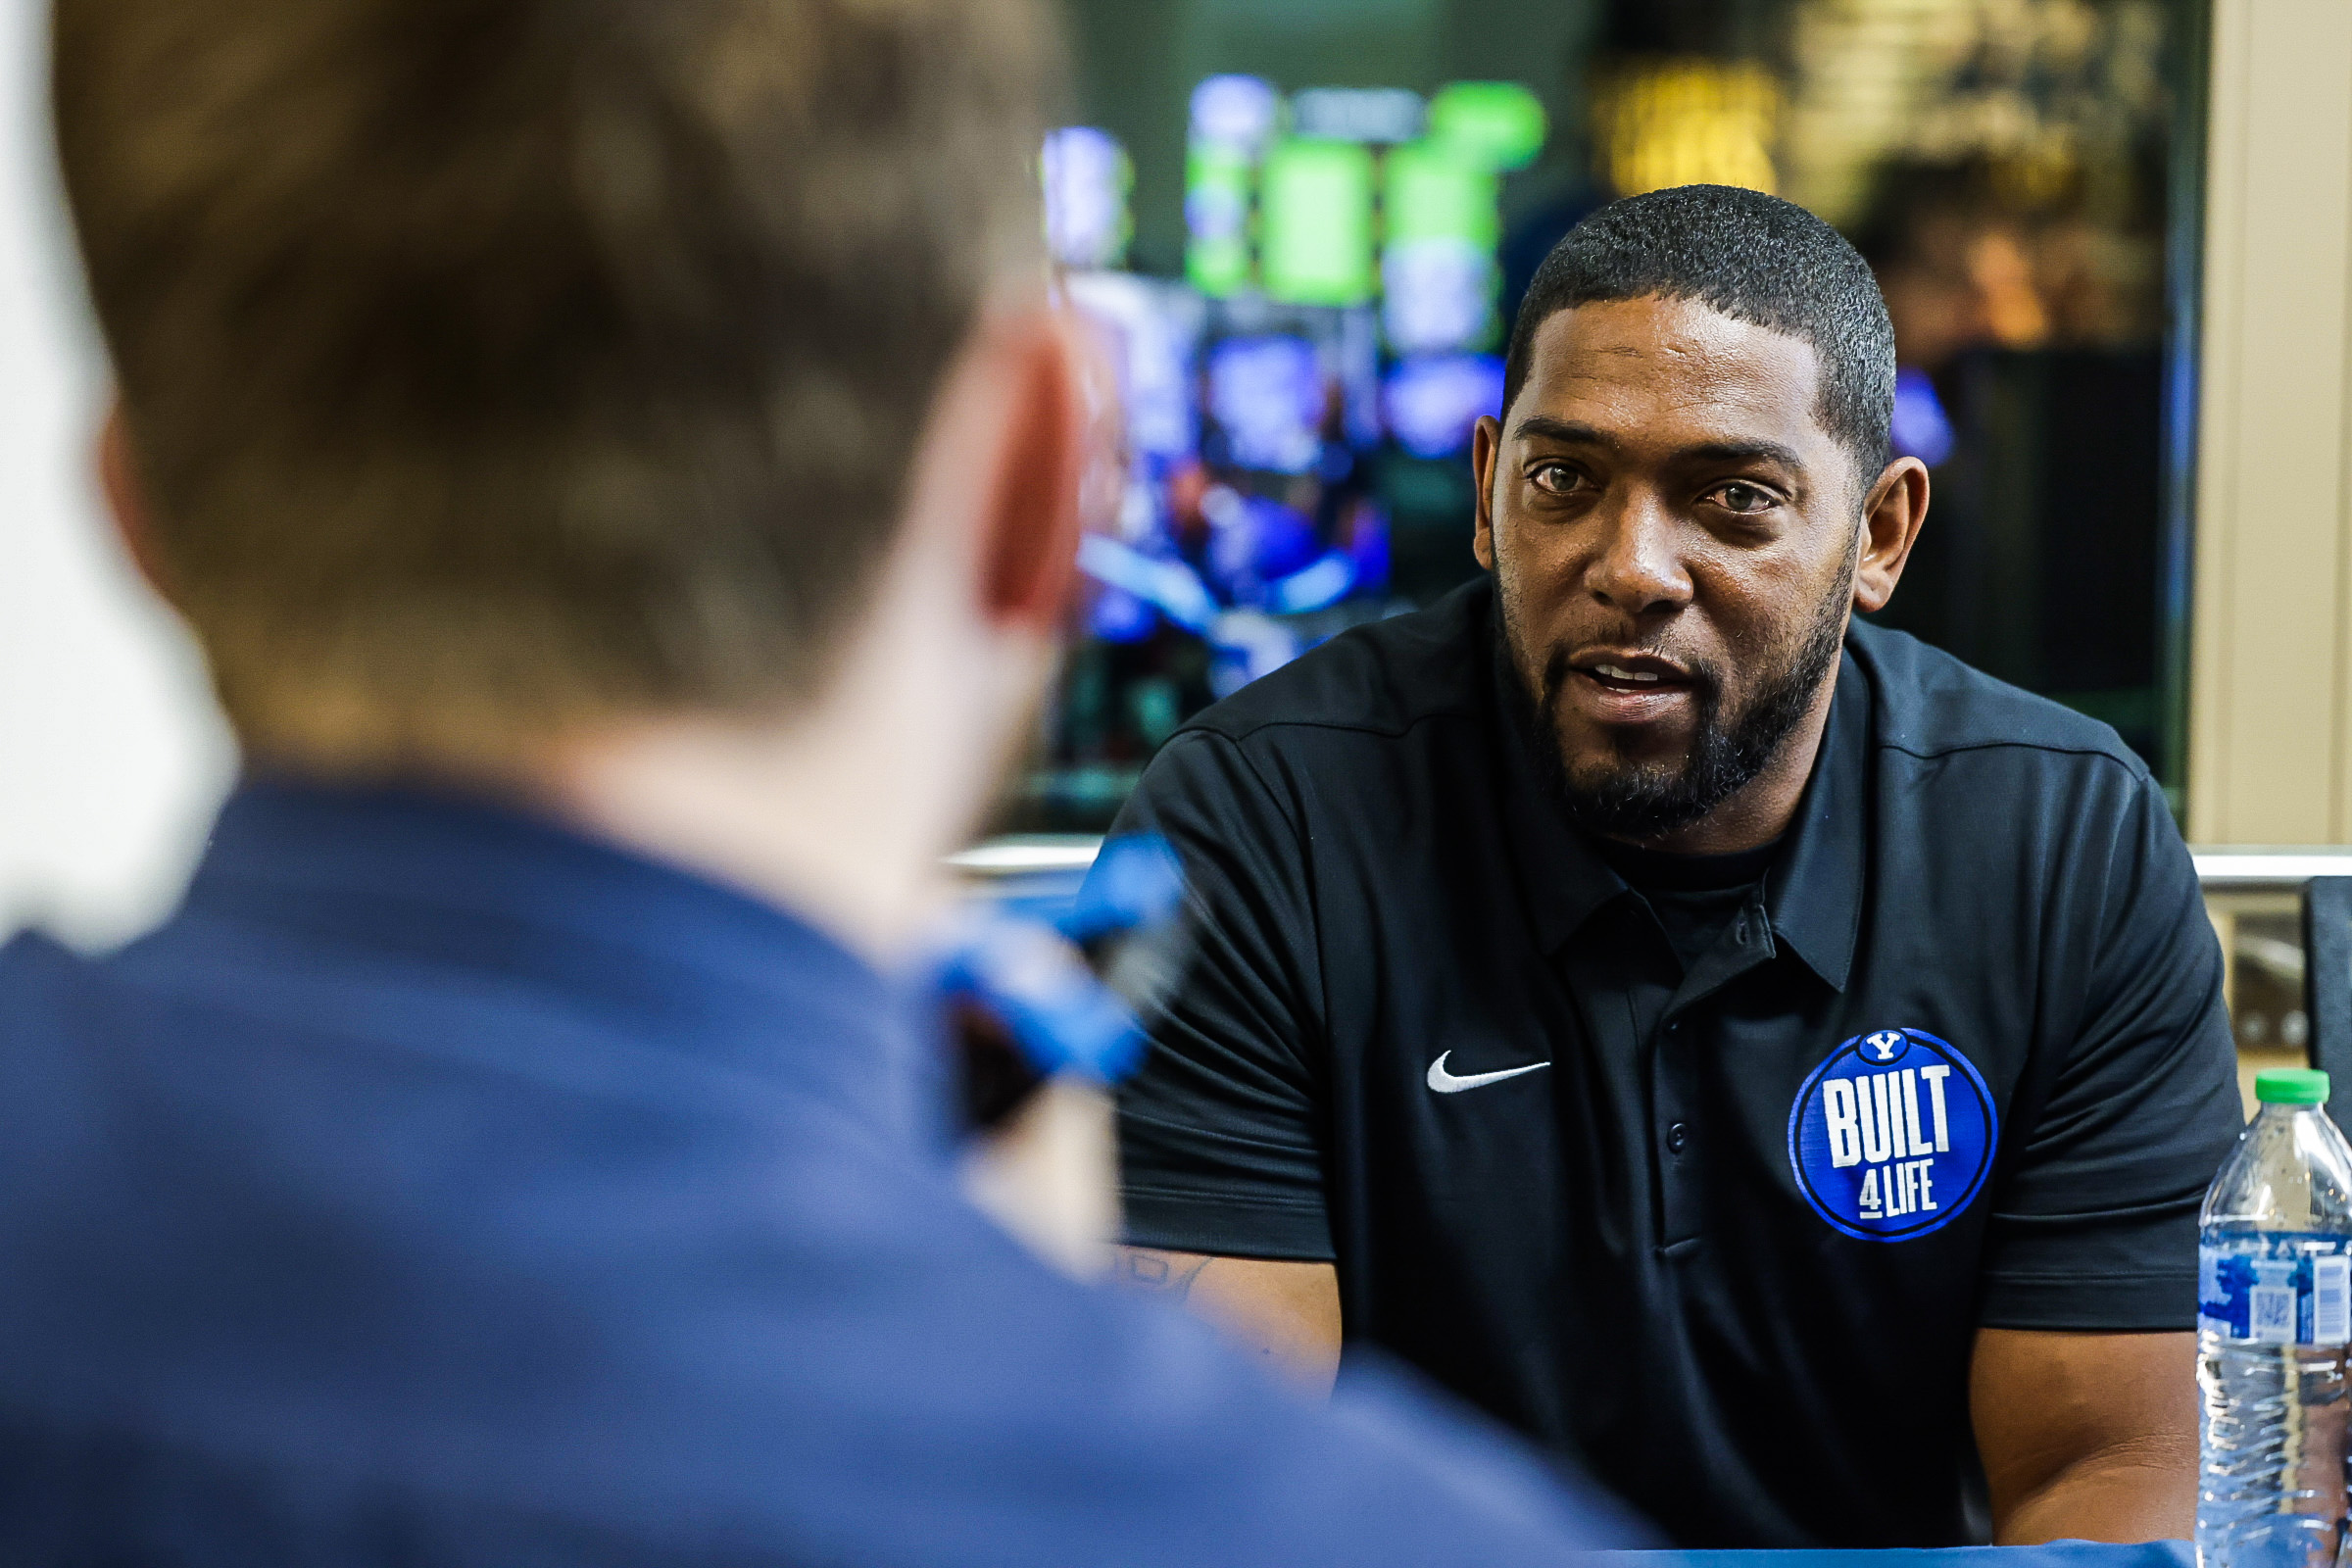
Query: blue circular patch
1786,1029,1997,1243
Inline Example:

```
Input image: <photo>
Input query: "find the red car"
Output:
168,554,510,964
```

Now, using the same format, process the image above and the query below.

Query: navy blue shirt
0,781,1635,1564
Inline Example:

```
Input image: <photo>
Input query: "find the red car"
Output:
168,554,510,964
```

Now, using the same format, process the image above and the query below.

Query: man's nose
1584,490,1694,618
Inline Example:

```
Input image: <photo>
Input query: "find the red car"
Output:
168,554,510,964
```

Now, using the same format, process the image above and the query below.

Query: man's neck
526,545,1049,967
536,710,961,968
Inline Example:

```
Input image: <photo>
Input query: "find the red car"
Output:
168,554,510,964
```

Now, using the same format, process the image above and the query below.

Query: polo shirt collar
1491,623,1869,996
180,776,945,1146
1764,649,1868,993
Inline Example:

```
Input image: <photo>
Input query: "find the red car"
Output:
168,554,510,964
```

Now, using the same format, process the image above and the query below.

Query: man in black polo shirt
1100,185,2242,1547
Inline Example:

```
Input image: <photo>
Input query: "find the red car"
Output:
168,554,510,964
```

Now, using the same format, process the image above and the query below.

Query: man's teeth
1594,663,1663,684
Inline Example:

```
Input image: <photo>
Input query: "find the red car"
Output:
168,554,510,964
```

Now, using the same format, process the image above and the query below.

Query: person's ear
977,309,1100,632
98,399,176,606
1471,414,1501,571
1853,455,1930,614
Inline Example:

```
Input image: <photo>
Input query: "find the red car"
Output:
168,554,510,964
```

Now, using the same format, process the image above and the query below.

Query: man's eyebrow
1678,438,1807,470
1507,420,1808,473
1510,415,1616,450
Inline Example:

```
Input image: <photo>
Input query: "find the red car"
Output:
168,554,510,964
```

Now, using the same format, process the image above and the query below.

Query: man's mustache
1538,643,1725,709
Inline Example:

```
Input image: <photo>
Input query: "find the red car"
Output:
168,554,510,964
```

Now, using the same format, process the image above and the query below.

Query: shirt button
1667,1122,1690,1154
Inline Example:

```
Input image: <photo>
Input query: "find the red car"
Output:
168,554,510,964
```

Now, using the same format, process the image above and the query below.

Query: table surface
1614,1543,2192,1568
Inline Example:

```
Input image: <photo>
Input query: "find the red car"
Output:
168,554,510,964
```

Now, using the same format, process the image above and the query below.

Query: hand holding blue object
936,835,1188,1131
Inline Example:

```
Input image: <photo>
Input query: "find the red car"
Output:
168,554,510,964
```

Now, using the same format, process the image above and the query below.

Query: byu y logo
1786,1028,1996,1243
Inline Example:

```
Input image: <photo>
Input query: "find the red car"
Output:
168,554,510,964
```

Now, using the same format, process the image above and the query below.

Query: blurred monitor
1292,87,1425,144
1383,240,1494,356
1190,74,1278,152
1383,142,1501,354
1425,80,1547,172
1206,334,1323,474
1042,127,1132,270
1260,138,1376,307
1064,271,1202,465
1185,74,1275,298
1384,354,1504,461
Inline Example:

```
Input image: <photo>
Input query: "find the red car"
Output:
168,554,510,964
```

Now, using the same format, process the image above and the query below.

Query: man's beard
1497,562,1853,844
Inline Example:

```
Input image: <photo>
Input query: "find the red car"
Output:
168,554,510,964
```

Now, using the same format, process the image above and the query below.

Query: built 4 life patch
1787,1029,1997,1243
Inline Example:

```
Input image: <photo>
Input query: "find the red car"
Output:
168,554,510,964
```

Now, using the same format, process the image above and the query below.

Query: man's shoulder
0,922,1632,1566
0,926,80,987
0,928,100,1054
1849,619,2153,785
1177,579,1492,755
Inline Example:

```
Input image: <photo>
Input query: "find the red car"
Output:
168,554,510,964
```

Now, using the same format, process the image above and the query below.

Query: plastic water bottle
2199,1068,2352,1568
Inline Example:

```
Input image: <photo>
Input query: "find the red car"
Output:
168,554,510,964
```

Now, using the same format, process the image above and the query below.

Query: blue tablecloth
1615,1543,2192,1568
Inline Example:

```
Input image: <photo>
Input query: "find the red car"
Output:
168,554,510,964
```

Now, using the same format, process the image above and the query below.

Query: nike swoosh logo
1426,1051,1552,1094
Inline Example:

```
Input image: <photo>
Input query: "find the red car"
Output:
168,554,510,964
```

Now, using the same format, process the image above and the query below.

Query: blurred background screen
1015,0,2201,834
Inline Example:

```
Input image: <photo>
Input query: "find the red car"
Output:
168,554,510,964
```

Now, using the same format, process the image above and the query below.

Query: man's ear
1853,455,1931,614
1470,414,1501,571
977,310,1097,631
98,400,175,606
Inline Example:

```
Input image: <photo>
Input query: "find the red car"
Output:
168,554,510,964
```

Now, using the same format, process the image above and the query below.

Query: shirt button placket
1657,1015,1701,1248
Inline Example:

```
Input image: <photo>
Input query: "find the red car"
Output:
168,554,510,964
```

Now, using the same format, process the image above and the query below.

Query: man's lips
1560,652,1699,726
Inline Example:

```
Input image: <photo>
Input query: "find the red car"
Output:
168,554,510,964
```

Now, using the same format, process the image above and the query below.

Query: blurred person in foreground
0,0,1641,1560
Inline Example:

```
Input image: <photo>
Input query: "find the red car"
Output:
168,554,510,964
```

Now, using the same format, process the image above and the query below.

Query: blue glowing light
1384,354,1504,459
1890,367,1955,468
1076,535,1217,634
1190,75,1278,152
1042,127,1130,270
1207,335,1324,473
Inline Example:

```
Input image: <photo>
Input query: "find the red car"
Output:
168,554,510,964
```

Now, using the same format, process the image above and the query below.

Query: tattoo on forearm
1114,1248,1213,1301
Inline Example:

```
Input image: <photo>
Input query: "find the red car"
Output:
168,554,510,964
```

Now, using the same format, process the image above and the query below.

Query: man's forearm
1111,1247,1343,1394
1990,1437,2196,1544
1973,1327,2198,1544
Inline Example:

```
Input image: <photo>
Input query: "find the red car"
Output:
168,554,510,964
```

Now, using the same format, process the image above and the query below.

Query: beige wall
2188,0,2352,844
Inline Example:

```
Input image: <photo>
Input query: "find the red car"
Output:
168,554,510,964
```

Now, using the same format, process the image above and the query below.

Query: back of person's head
54,0,1058,771
1503,183,1896,479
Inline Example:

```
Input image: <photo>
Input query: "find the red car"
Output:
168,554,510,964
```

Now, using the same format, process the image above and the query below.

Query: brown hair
54,0,1058,767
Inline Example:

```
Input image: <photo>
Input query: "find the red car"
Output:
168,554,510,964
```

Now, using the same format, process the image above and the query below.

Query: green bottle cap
2257,1068,2331,1104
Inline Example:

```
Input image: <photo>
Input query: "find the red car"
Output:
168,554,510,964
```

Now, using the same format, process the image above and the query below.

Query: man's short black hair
1501,184,1896,479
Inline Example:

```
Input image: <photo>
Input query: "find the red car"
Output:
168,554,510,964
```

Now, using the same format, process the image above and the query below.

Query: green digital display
1383,141,1499,247
1185,141,1254,297
1427,80,1547,172
1259,137,1376,307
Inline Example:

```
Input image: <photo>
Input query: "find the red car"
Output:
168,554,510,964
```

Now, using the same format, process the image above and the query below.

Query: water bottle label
2200,1235,2352,1346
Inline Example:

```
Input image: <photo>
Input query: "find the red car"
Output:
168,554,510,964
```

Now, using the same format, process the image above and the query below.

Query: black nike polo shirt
1103,576,2242,1548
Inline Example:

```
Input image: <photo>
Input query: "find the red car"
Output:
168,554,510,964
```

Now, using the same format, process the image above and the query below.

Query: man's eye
1709,481,1778,514
1531,465,1584,496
